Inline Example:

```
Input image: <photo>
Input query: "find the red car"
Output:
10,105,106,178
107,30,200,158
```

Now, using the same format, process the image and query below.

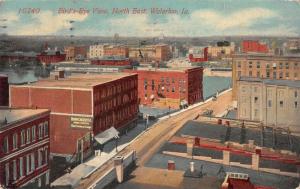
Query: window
21,130,25,145
286,72,289,78
295,101,298,108
39,124,43,139
45,147,48,165
256,71,260,77
44,122,49,137
32,126,36,141
26,128,31,144
279,72,283,79
237,61,241,68
248,61,252,68
166,77,169,83
254,109,258,117
172,78,175,83
256,62,260,68
268,100,272,107
266,64,270,69
26,154,30,175
238,71,241,77
161,77,164,82
295,62,298,68
13,133,18,150
20,157,24,178
266,71,270,78
172,87,175,92
13,160,17,181
30,153,35,172
38,149,43,167
249,71,252,77
279,63,283,69
295,91,298,98
254,97,258,103
279,101,283,107
5,163,9,186
273,72,277,79
3,136,8,153
285,63,289,69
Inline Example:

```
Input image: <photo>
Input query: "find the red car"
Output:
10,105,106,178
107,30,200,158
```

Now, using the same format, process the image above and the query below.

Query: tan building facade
207,44,235,59
237,77,300,129
88,44,108,59
64,46,87,61
232,54,300,100
129,44,171,62
103,45,129,58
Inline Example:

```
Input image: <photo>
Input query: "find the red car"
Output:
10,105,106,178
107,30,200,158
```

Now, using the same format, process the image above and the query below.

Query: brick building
242,40,269,54
103,45,129,58
0,108,50,189
9,73,138,161
64,46,88,61
232,54,300,99
0,52,38,63
125,67,203,109
37,49,66,65
129,44,171,63
91,56,131,66
0,74,9,106
188,47,208,63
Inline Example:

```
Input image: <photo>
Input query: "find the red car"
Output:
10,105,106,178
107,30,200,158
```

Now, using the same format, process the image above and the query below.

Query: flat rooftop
133,66,200,72
12,73,135,89
0,108,49,129
239,76,300,88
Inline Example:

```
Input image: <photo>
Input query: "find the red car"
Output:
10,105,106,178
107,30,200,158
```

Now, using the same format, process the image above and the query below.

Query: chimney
190,162,195,172
59,70,65,79
114,156,124,183
167,160,175,170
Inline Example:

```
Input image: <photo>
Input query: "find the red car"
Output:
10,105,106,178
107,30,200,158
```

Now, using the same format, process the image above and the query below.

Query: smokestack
114,156,124,183
190,162,194,172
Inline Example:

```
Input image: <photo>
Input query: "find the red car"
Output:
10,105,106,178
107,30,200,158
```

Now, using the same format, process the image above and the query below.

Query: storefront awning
94,127,119,145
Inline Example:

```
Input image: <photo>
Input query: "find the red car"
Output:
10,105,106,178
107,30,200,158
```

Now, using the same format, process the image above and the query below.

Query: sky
0,0,300,37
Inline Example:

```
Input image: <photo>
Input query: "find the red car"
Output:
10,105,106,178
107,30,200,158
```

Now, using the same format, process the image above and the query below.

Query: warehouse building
237,77,300,130
9,73,138,161
125,66,203,109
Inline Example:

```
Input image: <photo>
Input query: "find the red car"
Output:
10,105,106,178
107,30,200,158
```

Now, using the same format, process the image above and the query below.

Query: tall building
103,45,129,58
237,77,300,129
0,107,50,188
64,46,88,61
207,44,235,59
37,48,66,65
188,47,208,63
129,44,171,63
0,74,8,106
242,40,269,54
88,44,108,59
125,66,203,109
9,73,138,160
232,54,300,100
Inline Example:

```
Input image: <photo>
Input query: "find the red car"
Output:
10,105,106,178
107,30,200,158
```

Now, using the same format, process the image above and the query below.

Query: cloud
103,7,287,37
12,11,88,35
191,8,277,30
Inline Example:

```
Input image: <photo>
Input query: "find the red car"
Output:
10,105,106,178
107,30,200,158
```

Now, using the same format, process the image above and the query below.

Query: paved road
76,90,233,189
